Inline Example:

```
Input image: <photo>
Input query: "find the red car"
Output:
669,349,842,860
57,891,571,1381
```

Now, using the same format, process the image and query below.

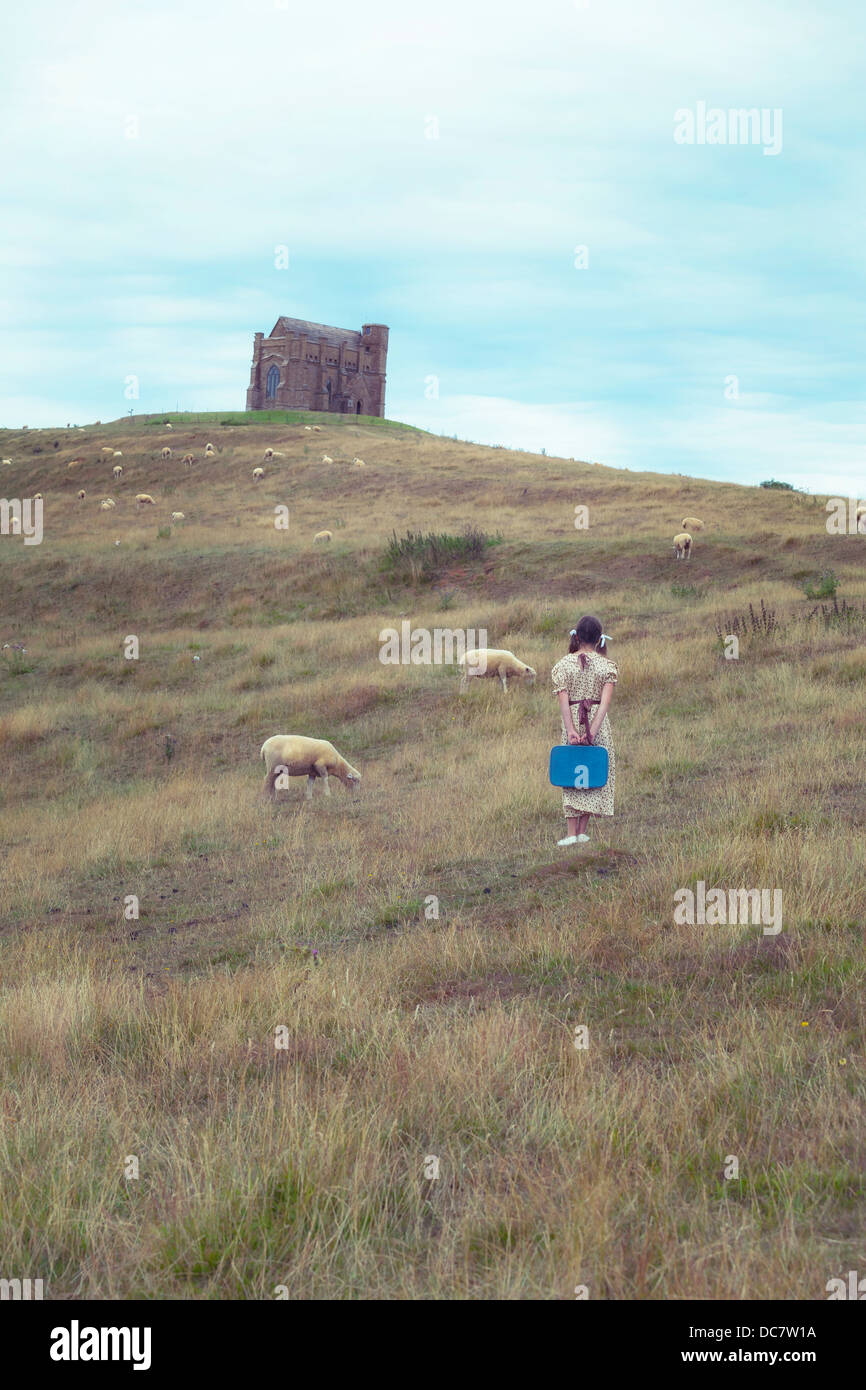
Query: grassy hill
1,412,864,1298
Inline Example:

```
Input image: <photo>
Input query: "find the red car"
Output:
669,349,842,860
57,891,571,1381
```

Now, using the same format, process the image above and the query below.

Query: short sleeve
602,659,618,685
551,658,568,694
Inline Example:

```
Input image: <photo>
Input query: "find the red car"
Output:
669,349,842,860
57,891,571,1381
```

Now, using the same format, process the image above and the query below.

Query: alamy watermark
674,881,782,935
1,498,43,545
378,622,488,666
825,498,866,534
674,102,782,157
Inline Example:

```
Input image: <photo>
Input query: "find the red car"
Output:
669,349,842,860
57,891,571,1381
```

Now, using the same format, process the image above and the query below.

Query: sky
1,0,864,493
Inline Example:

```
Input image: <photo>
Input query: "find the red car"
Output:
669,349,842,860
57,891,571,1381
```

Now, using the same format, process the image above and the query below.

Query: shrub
759,479,794,490
382,525,500,583
714,599,781,641
801,569,839,600
805,596,866,631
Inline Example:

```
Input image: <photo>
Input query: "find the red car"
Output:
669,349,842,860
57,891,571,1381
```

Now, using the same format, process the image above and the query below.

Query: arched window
266,366,279,399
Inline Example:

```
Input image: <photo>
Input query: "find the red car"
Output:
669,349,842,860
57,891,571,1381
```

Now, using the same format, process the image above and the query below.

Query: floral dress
550,652,617,818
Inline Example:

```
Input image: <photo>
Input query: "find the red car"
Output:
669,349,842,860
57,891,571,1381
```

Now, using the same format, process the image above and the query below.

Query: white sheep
322,454,333,464
164,423,172,429
263,448,284,460
458,648,537,694
313,529,332,544
112,464,123,479
100,447,115,457
76,489,86,502
160,447,172,460
171,511,185,522
101,497,116,508
98,500,113,512
67,459,82,469
252,467,265,480
182,453,194,467
261,734,361,801
304,426,312,432
113,450,123,459
681,516,704,531
205,443,216,455
33,492,43,500
135,493,156,507
1,458,12,466
673,531,693,560
353,457,365,467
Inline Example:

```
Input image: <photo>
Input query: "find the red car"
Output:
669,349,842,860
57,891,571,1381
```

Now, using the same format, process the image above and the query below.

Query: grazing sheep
304,426,312,432
458,648,537,694
263,448,287,460
67,459,82,469
182,453,194,467
160,447,172,460
322,454,333,464
205,443,215,455
76,489,86,502
261,734,361,801
681,516,704,531
312,425,322,432
353,457,365,467
33,493,43,500
112,464,123,479
170,511,185,522
2,458,12,466
252,467,265,480
313,529,332,544
164,423,172,429
100,497,116,508
673,531,693,560
135,493,156,508
100,447,115,457
98,500,113,512
113,450,123,459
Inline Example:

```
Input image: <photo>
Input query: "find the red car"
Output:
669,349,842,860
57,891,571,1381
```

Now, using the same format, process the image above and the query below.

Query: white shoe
557,835,578,847
576,833,590,843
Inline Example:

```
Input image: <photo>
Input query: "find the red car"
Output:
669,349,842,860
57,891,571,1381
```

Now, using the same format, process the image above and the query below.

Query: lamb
458,648,537,694
313,529,332,544
112,464,123,478
262,448,284,460
681,516,704,531
205,443,216,455
673,531,693,560
77,489,86,502
252,467,265,480
160,447,172,460
135,493,156,507
100,447,115,457
182,453,194,467
67,459,82,469
261,734,361,801
113,450,123,459
1,458,12,466
98,500,113,511
164,423,172,429
322,454,333,464
353,457,365,467
304,426,312,431
171,511,185,521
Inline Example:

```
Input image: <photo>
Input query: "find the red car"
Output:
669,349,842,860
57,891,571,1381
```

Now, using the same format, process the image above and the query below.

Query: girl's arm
589,681,614,741
558,689,580,744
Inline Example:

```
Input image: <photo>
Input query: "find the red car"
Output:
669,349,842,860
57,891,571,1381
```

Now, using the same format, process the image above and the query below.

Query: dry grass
0,413,864,1299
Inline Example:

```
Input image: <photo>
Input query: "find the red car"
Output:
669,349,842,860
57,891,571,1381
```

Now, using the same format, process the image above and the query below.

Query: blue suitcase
549,744,609,789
